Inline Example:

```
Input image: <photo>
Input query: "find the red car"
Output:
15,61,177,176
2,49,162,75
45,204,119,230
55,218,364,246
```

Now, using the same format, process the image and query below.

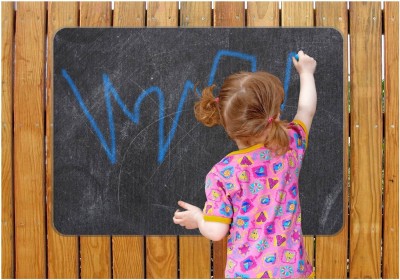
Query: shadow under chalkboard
53,28,343,235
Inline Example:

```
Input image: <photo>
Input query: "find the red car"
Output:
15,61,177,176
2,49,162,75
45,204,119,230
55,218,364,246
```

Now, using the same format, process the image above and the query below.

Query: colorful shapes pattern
203,122,312,278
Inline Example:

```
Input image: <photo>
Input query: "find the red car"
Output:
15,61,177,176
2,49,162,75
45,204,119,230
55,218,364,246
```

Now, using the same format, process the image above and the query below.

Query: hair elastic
215,97,220,103
268,117,274,124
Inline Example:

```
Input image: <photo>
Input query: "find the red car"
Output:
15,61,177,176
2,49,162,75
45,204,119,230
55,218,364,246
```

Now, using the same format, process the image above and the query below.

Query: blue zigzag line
281,51,298,111
62,70,193,165
61,49,295,165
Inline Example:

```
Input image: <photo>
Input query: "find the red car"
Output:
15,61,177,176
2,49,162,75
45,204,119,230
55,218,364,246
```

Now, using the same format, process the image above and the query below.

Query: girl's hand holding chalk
292,50,317,75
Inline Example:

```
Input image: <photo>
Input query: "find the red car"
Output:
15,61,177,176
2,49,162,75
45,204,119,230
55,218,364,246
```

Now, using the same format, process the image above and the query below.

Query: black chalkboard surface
53,28,343,235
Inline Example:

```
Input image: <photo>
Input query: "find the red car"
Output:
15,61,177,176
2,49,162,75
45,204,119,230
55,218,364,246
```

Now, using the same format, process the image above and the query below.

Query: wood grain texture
214,1,245,27
315,2,349,279
112,237,144,278
111,2,146,278
80,1,112,27
46,2,80,278
179,236,211,278
179,3,212,278
1,2,14,278
180,1,211,27
147,1,179,27
281,1,315,272
113,1,145,27
80,236,111,279
281,2,314,26
247,1,279,27
383,2,399,279
146,236,178,279
349,2,382,278
145,2,179,278
14,2,47,278
79,2,112,279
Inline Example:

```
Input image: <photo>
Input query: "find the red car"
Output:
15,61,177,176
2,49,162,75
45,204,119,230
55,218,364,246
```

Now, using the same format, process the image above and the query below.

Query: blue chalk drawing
282,51,298,111
208,50,257,86
61,50,296,165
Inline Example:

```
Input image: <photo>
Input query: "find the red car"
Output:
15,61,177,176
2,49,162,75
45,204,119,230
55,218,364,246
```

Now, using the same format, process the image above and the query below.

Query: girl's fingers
173,216,182,224
174,211,185,219
178,200,196,211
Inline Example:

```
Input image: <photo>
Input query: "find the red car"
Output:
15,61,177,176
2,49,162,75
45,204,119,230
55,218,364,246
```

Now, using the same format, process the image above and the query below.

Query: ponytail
194,85,221,127
264,119,289,155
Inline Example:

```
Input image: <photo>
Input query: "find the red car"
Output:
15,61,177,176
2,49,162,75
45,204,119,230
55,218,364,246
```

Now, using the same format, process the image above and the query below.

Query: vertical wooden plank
1,2,15,278
80,1,112,27
112,236,144,278
179,2,212,278
79,2,112,279
247,1,279,27
281,1,315,273
145,2,179,279
146,236,178,279
214,2,245,27
349,2,382,278
179,236,211,278
147,1,178,27
14,2,47,278
281,2,314,26
213,237,228,279
80,236,111,279
113,1,145,27
315,2,349,279
383,2,399,279
111,2,146,278
180,1,211,27
46,2,80,278
213,2,245,278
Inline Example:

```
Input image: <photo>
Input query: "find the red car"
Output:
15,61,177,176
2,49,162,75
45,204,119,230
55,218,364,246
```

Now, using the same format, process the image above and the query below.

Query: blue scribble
208,50,257,86
62,70,194,164
282,51,298,111
61,50,296,165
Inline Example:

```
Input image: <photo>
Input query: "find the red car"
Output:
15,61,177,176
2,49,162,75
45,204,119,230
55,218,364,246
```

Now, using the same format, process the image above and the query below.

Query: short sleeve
289,120,308,156
203,169,233,225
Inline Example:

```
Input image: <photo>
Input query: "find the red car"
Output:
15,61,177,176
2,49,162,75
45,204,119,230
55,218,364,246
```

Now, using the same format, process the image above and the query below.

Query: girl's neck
234,128,271,150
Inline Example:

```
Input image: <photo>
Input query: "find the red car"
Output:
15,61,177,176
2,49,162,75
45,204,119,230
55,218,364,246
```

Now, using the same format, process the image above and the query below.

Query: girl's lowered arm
173,200,229,241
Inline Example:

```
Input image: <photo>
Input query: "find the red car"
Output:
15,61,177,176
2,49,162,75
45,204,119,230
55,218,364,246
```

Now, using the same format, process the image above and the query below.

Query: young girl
173,51,317,279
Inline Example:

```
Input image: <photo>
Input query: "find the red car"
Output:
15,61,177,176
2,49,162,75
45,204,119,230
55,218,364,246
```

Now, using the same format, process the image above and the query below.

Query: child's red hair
194,71,289,155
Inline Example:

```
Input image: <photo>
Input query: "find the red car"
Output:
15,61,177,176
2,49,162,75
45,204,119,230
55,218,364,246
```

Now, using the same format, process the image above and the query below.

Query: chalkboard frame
53,27,345,236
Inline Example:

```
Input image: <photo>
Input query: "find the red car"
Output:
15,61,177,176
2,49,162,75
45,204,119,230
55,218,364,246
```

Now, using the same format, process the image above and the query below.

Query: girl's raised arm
292,51,317,133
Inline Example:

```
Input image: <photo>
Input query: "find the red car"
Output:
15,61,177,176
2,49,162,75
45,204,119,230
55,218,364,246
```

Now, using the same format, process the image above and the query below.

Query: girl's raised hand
292,50,317,75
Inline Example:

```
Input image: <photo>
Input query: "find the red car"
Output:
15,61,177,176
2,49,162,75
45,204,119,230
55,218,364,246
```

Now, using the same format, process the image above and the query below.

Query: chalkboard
53,28,343,235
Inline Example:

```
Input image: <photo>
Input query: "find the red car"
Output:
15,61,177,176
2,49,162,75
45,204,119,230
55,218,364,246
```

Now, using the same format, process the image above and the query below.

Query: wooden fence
1,1,398,278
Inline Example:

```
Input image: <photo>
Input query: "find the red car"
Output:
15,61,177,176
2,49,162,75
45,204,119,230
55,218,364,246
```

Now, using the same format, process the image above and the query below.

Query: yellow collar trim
227,143,265,156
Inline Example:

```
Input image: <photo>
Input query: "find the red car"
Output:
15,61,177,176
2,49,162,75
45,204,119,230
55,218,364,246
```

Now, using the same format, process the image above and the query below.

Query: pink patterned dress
203,120,313,279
